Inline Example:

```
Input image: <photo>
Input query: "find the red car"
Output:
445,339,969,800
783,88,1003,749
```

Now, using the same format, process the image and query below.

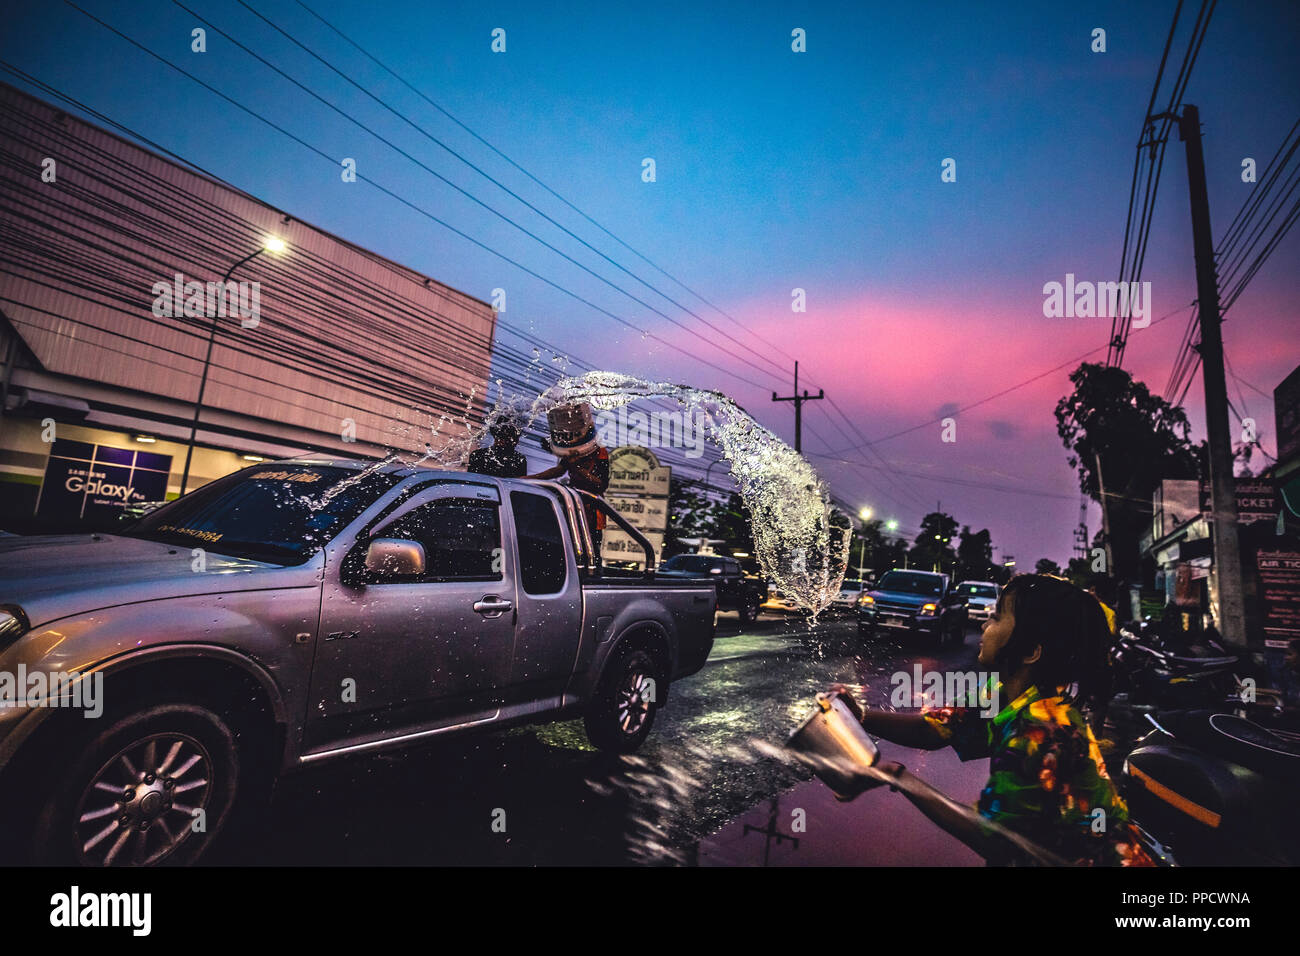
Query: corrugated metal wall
0,82,495,453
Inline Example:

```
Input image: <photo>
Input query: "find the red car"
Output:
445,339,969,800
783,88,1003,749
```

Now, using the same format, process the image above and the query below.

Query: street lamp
178,238,286,495
858,506,872,522
703,457,731,497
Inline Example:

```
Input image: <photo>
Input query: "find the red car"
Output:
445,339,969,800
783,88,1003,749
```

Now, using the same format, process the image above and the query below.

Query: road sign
607,446,670,497
603,446,671,568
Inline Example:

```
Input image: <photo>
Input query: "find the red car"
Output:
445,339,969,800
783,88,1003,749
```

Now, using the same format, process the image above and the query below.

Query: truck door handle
473,596,513,618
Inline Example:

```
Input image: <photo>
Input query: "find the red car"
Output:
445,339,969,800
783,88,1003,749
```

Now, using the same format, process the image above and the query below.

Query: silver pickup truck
0,458,715,865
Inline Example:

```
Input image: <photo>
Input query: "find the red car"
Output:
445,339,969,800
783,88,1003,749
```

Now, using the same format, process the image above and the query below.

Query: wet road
228,611,987,865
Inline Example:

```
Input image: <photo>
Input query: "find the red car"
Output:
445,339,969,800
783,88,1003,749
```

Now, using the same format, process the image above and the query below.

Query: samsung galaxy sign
36,439,172,522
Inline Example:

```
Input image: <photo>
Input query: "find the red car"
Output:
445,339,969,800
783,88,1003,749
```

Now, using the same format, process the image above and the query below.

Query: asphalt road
231,611,988,865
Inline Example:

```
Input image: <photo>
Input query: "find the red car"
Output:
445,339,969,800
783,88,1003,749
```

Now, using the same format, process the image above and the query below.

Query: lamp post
856,507,873,580
703,457,731,497
178,238,285,496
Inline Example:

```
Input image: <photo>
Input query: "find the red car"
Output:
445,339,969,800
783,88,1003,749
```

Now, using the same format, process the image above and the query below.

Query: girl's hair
993,573,1113,710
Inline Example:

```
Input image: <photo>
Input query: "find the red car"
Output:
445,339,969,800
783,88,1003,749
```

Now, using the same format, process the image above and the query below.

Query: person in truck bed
467,421,528,478
528,403,610,551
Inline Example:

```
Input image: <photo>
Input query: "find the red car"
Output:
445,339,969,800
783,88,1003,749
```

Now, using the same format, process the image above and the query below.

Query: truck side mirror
364,538,427,578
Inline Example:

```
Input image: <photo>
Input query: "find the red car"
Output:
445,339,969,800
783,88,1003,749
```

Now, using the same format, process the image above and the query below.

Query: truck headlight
921,603,938,614
858,594,874,606
0,606,29,649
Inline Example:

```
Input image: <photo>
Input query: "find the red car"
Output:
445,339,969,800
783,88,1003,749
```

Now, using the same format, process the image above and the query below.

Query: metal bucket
546,403,595,448
787,691,881,800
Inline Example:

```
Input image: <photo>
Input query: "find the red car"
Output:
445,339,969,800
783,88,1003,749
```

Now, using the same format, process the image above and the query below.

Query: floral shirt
922,682,1154,866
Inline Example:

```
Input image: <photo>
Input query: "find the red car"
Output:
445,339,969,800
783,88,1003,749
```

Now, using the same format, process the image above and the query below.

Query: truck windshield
876,571,943,596
124,465,399,565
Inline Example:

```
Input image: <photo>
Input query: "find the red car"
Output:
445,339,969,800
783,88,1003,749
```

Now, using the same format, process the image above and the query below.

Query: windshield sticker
155,524,224,543
248,470,323,483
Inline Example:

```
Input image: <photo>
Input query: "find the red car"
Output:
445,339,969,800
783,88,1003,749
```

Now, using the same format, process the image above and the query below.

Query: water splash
544,372,850,615
309,368,850,616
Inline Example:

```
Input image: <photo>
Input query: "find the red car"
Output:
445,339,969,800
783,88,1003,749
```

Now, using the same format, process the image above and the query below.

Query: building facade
0,82,495,533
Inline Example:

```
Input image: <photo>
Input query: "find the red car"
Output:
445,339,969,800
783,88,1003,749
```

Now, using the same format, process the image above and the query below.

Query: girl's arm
829,684,947,750
860,709,949,751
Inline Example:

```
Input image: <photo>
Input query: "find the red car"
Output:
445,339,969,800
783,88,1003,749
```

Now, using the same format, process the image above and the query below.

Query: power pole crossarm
772,360,824,454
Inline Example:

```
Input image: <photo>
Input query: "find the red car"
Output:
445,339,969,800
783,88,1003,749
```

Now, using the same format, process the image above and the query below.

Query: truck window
381,498,502,580
876,571,943,596
124,464,400,565
510,491,567,595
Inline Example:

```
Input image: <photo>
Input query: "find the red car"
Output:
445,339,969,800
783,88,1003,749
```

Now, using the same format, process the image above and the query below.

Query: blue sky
2,0,1297,565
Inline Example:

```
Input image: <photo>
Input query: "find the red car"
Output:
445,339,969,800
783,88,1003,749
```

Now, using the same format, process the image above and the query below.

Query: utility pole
772,361,823,453
1073,495,1089,559
1173,104,1247,647
1093,450,1115,580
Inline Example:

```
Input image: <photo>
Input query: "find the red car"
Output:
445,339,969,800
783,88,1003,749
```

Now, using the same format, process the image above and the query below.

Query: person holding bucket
528,403,610,552
831,574,1154,866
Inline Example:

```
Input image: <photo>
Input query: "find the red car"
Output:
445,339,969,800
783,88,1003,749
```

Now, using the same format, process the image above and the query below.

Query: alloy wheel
73,731,213,866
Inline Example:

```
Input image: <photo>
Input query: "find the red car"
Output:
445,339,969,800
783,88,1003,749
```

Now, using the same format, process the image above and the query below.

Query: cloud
988,420,1018,440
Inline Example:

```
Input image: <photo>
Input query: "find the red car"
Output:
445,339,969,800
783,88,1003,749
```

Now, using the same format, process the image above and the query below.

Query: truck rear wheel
584,646,664,754
28,702,242,866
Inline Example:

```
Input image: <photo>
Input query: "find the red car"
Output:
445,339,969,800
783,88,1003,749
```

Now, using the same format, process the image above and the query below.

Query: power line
170,0,793,391
1163,115,1299,403
0,67,750,487
228,0,795,383
1110,0,1216,368
287,0,805,373
57,1,778,395
822,304,1192,454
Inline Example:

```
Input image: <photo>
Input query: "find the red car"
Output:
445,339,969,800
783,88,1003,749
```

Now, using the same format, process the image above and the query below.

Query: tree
956,526,995,581
665,479,755,560
1055,363,1198,587
851,518,908,578
1035,558,1063,576
908,511,959,575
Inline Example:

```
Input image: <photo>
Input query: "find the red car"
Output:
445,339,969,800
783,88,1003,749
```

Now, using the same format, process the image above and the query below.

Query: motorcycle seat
1207,713,1300,781
1164,654,1238,668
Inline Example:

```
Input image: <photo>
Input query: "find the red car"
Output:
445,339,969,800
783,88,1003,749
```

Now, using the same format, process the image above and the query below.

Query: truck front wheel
584,646,664,754
29,702,242,866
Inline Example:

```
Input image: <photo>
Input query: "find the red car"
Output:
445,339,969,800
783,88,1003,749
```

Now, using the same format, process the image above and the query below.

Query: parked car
0,458,716,866
830,577,865,611
953,580,1001,624
857,569,967,646
659,553,768,624
762,580,801,614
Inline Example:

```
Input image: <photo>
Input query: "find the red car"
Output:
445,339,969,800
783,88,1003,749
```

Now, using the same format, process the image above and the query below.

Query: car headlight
0,606,30,649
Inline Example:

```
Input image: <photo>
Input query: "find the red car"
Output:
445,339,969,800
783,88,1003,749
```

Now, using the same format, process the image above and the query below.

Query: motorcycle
1121,709,1300,866
1107,620,1244,753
